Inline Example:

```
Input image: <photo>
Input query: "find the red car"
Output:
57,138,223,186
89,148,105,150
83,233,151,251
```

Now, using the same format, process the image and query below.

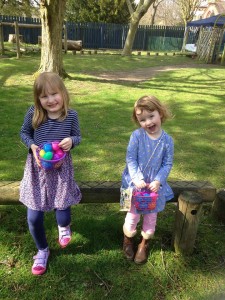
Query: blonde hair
32,72,70,129
132,95,172,125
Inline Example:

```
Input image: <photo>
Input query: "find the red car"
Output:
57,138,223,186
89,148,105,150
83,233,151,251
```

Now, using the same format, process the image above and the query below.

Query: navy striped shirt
20,105,81,149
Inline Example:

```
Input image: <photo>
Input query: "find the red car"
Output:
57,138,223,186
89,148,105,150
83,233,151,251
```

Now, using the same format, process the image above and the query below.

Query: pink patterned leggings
123,202,157,239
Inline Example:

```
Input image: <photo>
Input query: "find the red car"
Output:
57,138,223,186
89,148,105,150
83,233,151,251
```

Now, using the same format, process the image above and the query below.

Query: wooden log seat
0,180,216,205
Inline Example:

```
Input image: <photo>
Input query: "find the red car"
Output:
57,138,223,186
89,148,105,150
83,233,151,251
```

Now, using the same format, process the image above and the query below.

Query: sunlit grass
1,50,225,299
0,53,225,188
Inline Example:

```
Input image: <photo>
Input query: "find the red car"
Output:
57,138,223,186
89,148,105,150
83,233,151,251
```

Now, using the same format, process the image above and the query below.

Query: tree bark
122,0,155,56
38,0,67,78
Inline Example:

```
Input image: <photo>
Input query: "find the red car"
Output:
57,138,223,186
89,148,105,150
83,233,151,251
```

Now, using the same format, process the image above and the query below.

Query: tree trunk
122,0,155,56
122,15,140,56
38,0,67,78
181,23,188,52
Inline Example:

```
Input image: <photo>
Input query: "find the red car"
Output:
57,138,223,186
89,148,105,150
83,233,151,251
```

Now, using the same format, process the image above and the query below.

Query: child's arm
126,132,146,188
20,106,35,149
59,137,73,152
30,144,41,167
59,111,81,152
149,180,160,192
68,110,81,149
20,107,41,166
152,136,174,187
132,179,147,189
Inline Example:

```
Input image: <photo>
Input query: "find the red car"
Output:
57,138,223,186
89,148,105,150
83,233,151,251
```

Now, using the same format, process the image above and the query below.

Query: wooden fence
0,15,185,51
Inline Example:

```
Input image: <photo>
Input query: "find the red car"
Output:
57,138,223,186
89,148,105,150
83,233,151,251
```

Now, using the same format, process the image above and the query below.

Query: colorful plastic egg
150,192,158,201
41,161,53,170
52,142,60,151
39,149,46,158
53,153,61,160
43,143,52,152
43,151,53,160
55,149,64,158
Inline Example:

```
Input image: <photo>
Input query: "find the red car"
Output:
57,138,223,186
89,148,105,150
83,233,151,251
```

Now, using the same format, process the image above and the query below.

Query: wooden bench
0,180,217,255
0,180,216,205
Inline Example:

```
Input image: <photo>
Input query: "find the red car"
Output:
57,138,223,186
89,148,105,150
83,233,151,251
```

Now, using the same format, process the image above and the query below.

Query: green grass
0,52,225,188
0,203,225,299
0,52,225,299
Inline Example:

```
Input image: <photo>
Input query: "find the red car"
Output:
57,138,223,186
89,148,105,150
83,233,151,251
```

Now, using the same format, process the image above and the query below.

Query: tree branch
125,0,134,15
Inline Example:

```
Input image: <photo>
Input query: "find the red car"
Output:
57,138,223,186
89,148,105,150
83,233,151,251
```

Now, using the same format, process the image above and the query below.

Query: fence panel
0,15,185,51
135,25,184,51
0,15,41,44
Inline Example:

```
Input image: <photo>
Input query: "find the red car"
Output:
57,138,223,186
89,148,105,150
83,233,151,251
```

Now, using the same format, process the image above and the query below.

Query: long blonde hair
132,95,172,125
32,72,70,129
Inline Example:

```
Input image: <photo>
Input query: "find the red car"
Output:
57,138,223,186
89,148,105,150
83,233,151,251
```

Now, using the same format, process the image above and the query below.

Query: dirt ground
90,63,217,82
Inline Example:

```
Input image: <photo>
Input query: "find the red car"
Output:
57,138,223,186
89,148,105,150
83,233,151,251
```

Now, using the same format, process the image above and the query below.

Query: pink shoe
58,225,72,248
32,249,50,275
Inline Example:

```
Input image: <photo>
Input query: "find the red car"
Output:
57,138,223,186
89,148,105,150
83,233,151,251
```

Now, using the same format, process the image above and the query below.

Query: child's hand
149,180,160,193
59,138,73,152
31,144,41,167
133,179,146,189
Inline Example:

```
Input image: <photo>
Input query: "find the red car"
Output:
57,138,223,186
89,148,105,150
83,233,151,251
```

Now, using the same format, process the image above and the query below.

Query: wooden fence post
63,24,67,54
211,189,225,224
14,21,21,59
172,191,203,255
0,22,5,55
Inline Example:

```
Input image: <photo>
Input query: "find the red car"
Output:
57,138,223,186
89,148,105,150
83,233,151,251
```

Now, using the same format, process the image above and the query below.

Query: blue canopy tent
187,14,225,28
184,14,225,64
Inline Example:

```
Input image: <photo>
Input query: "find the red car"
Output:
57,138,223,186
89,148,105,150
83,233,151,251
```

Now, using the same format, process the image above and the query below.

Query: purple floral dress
19,106,82,211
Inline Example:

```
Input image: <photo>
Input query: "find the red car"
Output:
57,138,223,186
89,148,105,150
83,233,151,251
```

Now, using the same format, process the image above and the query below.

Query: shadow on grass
0,204,225,299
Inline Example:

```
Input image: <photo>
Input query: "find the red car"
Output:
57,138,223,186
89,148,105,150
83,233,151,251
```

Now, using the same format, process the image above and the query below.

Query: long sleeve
126,132,144,183
70,110,81,148
154,135,174,185
20,106,35,149
20,107,81,149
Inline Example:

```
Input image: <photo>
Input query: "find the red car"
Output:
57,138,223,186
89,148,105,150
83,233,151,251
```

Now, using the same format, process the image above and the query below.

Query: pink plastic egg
55,149,64,158
52,142,60,151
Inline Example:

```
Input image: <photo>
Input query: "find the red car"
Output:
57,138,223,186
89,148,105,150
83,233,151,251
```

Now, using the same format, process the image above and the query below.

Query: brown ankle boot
123,235,135,260
134,238,150,264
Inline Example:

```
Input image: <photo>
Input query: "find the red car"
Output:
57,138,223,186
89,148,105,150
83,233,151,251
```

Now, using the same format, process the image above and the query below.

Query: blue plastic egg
43,143,53,152
41,161,53,170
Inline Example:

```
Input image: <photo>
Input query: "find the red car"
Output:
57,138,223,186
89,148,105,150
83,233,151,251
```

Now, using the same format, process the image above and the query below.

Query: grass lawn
0,51,225,299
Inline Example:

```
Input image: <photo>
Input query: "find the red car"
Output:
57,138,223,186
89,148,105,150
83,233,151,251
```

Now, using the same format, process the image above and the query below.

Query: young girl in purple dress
20,72,82,275
121,95,174,264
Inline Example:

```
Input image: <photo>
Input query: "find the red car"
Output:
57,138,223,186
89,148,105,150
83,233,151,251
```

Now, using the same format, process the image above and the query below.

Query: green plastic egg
43,151,53,160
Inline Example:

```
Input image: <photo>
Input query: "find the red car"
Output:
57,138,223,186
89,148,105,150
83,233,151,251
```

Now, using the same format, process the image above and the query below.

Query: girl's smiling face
135,109,162,138
39,84,64,119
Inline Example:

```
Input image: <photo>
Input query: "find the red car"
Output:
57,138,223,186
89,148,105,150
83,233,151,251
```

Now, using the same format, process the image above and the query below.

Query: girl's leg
122,204,140,260
55,207,72,248
134,212,158,265
123,203,140,237
142,212,158,239
27,208,48,250
55,206,71,227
